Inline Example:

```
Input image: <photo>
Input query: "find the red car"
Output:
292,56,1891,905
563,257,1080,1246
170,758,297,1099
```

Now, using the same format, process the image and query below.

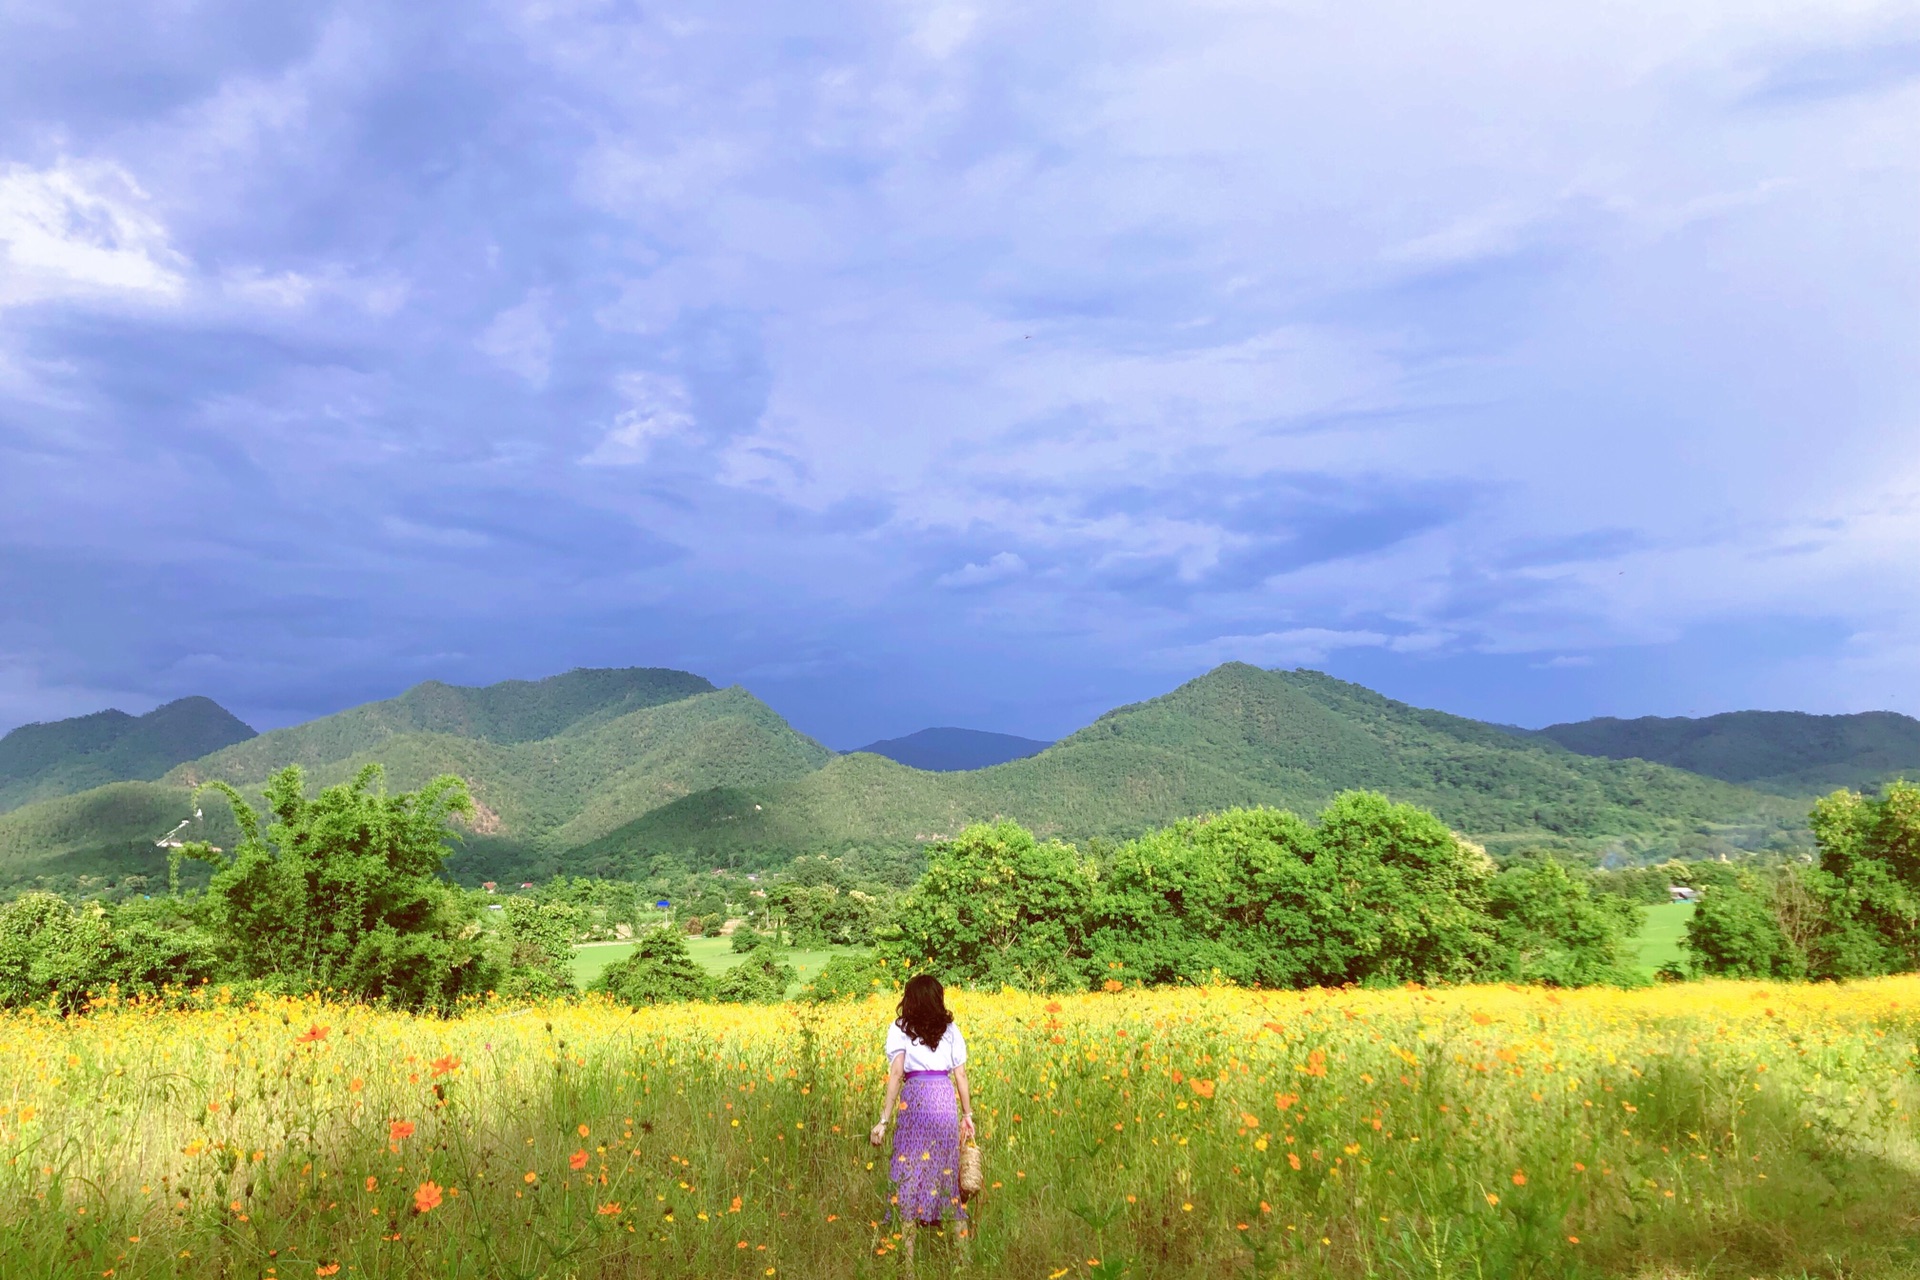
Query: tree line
4,763,1917,1012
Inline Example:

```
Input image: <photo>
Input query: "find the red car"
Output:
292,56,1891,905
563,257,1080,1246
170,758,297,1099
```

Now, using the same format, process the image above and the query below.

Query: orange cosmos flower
296,1025,329,1044
365,1176,377,1192
1102,980,1123,993
413,1181,443,1214
430,1055,460,1077
316,1267,340,1278
577,1124,590,1137
1189,1079,1216,1099
389,1120,415,1144
1511,1171,1527,1186
523,1172,537,1185
597,1202,622,1216
570,1149,589,1171
730,1196,743,1213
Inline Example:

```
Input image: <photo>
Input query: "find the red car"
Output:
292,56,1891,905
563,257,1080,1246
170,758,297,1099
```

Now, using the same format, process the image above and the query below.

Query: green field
1631,899,1695,974
570,933,868,992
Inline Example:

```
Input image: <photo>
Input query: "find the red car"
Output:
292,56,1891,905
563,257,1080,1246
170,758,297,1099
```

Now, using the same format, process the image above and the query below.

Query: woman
869,973,975,1229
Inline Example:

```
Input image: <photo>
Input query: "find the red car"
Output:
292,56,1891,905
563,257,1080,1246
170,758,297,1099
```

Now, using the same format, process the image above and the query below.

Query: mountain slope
171,667,715,784
851,728,1052,771
0,669,829,885
0,698,255,814
566,664,1802,869
1535,710,1920,796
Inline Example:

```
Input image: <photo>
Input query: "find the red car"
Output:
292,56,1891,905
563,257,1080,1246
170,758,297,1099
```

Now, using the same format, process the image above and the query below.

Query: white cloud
0,159,188,307
582,372,697,465
1158,627,1454,669
476,290,556,386
936,551,1027,588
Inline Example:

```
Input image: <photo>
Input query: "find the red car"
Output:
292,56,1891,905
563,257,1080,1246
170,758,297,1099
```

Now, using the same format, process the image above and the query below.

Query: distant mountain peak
851,727,1053,772
0,696,256,814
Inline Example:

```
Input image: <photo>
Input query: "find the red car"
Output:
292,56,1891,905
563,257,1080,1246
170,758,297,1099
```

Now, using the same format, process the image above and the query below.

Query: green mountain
0,668,831,885
564,664,1803,871
1534,710,1920,796
0,697,256,814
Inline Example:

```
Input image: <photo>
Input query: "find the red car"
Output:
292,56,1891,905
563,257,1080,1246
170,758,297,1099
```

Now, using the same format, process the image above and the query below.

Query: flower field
7,981,1920,1279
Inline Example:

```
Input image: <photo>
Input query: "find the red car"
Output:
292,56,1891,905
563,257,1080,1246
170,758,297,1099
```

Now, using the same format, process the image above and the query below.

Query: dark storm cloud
0,0,1916,742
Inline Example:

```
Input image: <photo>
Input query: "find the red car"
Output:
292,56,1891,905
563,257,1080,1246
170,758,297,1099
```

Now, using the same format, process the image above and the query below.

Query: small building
1669,885,1700,903
483,881,498,894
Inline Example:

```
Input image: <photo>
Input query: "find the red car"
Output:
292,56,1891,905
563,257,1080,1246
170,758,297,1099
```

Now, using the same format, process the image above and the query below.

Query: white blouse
885,1021,968,1073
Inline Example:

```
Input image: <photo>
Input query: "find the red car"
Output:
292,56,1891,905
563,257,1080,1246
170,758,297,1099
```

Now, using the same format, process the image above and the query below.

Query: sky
1,0,1917,749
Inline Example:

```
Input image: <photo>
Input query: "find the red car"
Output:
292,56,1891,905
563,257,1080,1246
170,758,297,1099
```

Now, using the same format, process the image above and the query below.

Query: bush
715,953,796,1003
731,928,770,954
593,929,713,1005
802,953,888,1002
884,820,1098,991
502,898,579,994
185,764,499,1011
1685,874,1805,979
1485,860,1645,987
0,893,114,1009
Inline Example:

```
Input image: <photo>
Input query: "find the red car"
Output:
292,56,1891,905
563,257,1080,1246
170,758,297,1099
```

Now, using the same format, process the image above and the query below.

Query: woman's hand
869,1121,887,1147
959,1114,975,1142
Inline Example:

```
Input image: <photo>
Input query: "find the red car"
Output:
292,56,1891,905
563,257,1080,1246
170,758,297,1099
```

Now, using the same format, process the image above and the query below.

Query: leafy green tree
883,820,1099,992
803,953,890,1002
1802,783,1920,976
185,764,498,1010
1685,873,1805,978
0,892,114,1008
1091,796,1496,989
715,952,796,1003
1485,860,1644,987
592,929,714,1005
500,898,580,997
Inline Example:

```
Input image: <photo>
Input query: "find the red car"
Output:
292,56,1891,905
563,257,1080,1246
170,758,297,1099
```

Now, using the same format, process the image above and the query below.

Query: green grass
1631,900,1696,974
570,934,868,992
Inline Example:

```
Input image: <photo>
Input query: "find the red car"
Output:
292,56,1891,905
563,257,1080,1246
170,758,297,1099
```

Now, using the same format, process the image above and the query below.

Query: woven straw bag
958,1140,984,1200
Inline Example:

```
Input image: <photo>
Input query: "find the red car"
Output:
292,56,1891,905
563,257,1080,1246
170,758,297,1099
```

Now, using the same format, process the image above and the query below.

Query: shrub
715,953,796,1004
593,929,713,1005
1686,874,1805,979
1485,859,1645,987
802,952,888,1002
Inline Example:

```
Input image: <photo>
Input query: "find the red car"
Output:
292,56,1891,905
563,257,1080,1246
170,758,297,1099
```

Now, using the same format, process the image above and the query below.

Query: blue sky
1,0,1917,748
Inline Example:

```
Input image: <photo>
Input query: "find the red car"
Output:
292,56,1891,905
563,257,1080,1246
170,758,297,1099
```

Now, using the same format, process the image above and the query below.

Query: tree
1091,796,1496,989
1801,782,1920,976
883,820,1099,992
1685,873,1804,978
501,898,580,997
592,929,714,1005
185,764,498,1010
0,893,114,1009
1485,859,1644,987
714,952,796,1003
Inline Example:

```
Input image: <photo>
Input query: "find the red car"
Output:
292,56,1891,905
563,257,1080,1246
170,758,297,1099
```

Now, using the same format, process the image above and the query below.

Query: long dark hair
895,974,953,1049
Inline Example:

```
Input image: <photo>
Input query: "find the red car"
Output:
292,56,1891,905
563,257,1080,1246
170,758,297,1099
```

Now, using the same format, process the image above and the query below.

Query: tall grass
6,979,1920,1278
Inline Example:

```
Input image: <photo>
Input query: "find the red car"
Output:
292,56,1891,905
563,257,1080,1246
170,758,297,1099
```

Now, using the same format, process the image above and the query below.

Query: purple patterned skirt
890,1070,965,1224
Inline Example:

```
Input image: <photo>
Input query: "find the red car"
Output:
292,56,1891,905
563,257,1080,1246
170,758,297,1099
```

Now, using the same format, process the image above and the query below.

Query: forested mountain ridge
0,670,829,885
168,667,716,784
561,664,1803,874
1534,709,1920,796
0,697,255,814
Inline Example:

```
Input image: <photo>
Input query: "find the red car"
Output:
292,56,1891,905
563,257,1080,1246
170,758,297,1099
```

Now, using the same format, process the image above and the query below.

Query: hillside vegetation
569,664,1801,871
0,697,254,814
0,670,829,884
1536,708,1920,795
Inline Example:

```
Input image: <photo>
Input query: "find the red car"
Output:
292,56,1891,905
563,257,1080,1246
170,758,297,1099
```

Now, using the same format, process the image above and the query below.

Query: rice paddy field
7,979,1920,1280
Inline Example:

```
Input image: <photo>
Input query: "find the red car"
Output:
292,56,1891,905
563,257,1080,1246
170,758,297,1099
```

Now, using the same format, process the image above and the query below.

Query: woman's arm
870,1052,905,1146
954,1064,975,1141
